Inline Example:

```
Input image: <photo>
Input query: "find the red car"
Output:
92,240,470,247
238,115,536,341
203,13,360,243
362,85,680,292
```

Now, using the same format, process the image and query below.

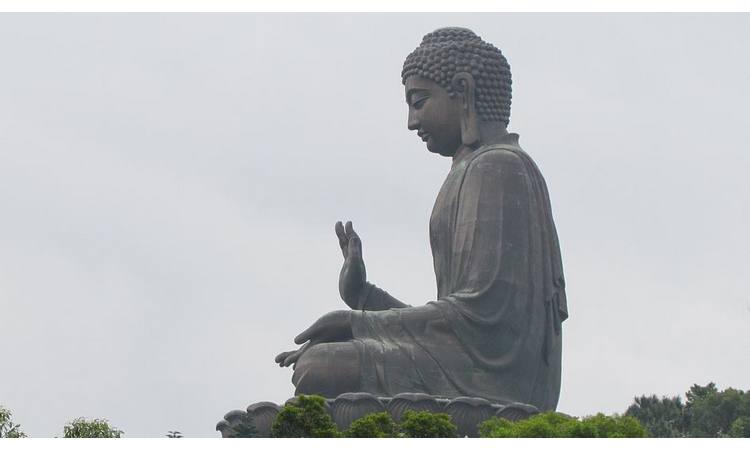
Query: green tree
624,383,750,438
479,412,647,438
683,383,750,437
399,410,457,438
728,416,750,438
270,395,340,438
0,406,27,438
63,418,123,438
686,382,718,405
625,395,686,437
345,412,398,438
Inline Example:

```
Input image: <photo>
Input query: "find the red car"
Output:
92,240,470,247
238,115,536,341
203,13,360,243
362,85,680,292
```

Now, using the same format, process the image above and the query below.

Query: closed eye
412,97,428,110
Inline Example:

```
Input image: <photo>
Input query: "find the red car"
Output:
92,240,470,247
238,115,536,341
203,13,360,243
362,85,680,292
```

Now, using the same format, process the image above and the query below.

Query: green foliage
686,382,718,405
682,383,750,437
399,410,457,438
271,395,340,438
625,395,686,437
343,410,457,438
573,414,647,437
264,382,750,439
229,416,258,438
0,405,27,438
625,382,750,438
728,416,750,438
479,413,566,438
63,418,123,438
345,412,398,437
480,412,572,438
479,412,647,438
478,417,514,437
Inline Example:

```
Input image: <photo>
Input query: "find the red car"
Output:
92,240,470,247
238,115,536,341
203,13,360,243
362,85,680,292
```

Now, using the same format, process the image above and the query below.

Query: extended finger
348,234,362,260
282,351,300,367
275,350,296,365
349,223,360,241
335,221,348,257
282,342,310,367
344,222,362,259
282,349,302,367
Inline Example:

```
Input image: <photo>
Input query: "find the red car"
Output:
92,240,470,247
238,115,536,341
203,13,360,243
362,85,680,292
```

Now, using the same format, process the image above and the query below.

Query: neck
452,122,510,164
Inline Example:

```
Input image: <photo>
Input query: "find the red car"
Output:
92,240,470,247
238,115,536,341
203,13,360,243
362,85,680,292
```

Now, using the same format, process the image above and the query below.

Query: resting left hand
275,310,354,368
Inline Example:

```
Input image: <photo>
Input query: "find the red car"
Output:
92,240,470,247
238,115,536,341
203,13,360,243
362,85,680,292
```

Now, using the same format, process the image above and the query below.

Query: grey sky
0,13,748,437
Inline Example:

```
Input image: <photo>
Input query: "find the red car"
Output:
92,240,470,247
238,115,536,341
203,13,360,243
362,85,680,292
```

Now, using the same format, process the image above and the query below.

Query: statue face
405,76,463,157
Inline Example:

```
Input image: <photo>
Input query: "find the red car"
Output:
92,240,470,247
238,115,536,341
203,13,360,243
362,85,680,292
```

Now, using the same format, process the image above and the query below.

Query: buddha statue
275,27,568,411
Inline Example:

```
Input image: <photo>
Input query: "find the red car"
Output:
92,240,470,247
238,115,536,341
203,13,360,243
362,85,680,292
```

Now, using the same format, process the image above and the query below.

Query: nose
407,108,420,131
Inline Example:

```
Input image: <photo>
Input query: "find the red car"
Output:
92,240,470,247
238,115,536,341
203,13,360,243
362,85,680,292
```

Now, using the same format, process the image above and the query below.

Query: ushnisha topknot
402,27,512,125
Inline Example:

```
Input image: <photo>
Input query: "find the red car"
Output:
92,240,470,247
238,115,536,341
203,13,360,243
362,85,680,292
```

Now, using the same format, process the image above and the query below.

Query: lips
419,132,431,142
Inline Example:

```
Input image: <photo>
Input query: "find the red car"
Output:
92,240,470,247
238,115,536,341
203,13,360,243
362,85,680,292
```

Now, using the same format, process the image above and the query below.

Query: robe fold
349,134,568,411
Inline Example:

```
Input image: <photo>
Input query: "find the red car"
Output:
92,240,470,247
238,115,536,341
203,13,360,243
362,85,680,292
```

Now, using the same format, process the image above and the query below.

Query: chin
426,142,456,157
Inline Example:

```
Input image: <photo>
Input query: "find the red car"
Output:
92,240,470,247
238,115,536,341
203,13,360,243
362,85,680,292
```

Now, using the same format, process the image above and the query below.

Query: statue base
217,392,540,438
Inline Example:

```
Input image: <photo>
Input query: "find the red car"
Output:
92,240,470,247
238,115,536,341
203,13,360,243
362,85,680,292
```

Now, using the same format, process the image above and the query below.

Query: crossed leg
291,341,361,398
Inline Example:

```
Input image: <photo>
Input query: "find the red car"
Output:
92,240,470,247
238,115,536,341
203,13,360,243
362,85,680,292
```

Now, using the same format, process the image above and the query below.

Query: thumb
295,322,318,345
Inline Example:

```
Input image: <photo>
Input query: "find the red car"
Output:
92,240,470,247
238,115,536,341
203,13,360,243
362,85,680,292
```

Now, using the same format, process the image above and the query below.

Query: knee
292,343,360,397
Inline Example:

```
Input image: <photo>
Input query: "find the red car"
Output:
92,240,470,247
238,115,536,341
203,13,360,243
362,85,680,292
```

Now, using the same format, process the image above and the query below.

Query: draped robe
296,134,568,411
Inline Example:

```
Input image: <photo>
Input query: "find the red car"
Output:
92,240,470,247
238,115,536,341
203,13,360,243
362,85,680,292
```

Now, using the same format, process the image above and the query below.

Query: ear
451,72,480,148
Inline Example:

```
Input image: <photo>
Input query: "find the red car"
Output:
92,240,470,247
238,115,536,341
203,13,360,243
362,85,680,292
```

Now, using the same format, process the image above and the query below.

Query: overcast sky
1,13,748,438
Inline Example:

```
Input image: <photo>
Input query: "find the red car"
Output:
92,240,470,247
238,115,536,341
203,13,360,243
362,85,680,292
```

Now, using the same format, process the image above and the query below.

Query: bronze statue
275,27,568,411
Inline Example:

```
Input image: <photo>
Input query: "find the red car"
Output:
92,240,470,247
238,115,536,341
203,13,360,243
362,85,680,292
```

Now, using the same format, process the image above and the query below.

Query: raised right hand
336,221,367,309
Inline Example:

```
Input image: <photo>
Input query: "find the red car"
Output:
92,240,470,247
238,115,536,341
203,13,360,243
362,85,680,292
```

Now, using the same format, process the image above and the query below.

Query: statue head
402,27,512,156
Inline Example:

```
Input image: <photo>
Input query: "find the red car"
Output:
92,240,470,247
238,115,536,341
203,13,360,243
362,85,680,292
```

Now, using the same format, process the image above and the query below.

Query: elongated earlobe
451,72,480,148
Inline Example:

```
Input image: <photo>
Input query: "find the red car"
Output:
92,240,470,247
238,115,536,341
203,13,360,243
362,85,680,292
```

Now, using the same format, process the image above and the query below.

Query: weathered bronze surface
275,27,568,411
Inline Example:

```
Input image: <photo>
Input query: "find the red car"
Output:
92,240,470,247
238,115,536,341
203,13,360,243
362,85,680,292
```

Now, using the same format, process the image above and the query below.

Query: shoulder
458,146,535,197
466,146,527,174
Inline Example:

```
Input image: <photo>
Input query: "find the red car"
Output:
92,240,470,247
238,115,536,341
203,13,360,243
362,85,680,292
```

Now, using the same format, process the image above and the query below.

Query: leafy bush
345,412,398,437
228,416,257,438
63,418,123,438
571,413,647,437
344,410,457,438
480,412,573,438
479,412,647,438
0,406,27,438
399,410,457,438
271,395,340,438
478,417,515,437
